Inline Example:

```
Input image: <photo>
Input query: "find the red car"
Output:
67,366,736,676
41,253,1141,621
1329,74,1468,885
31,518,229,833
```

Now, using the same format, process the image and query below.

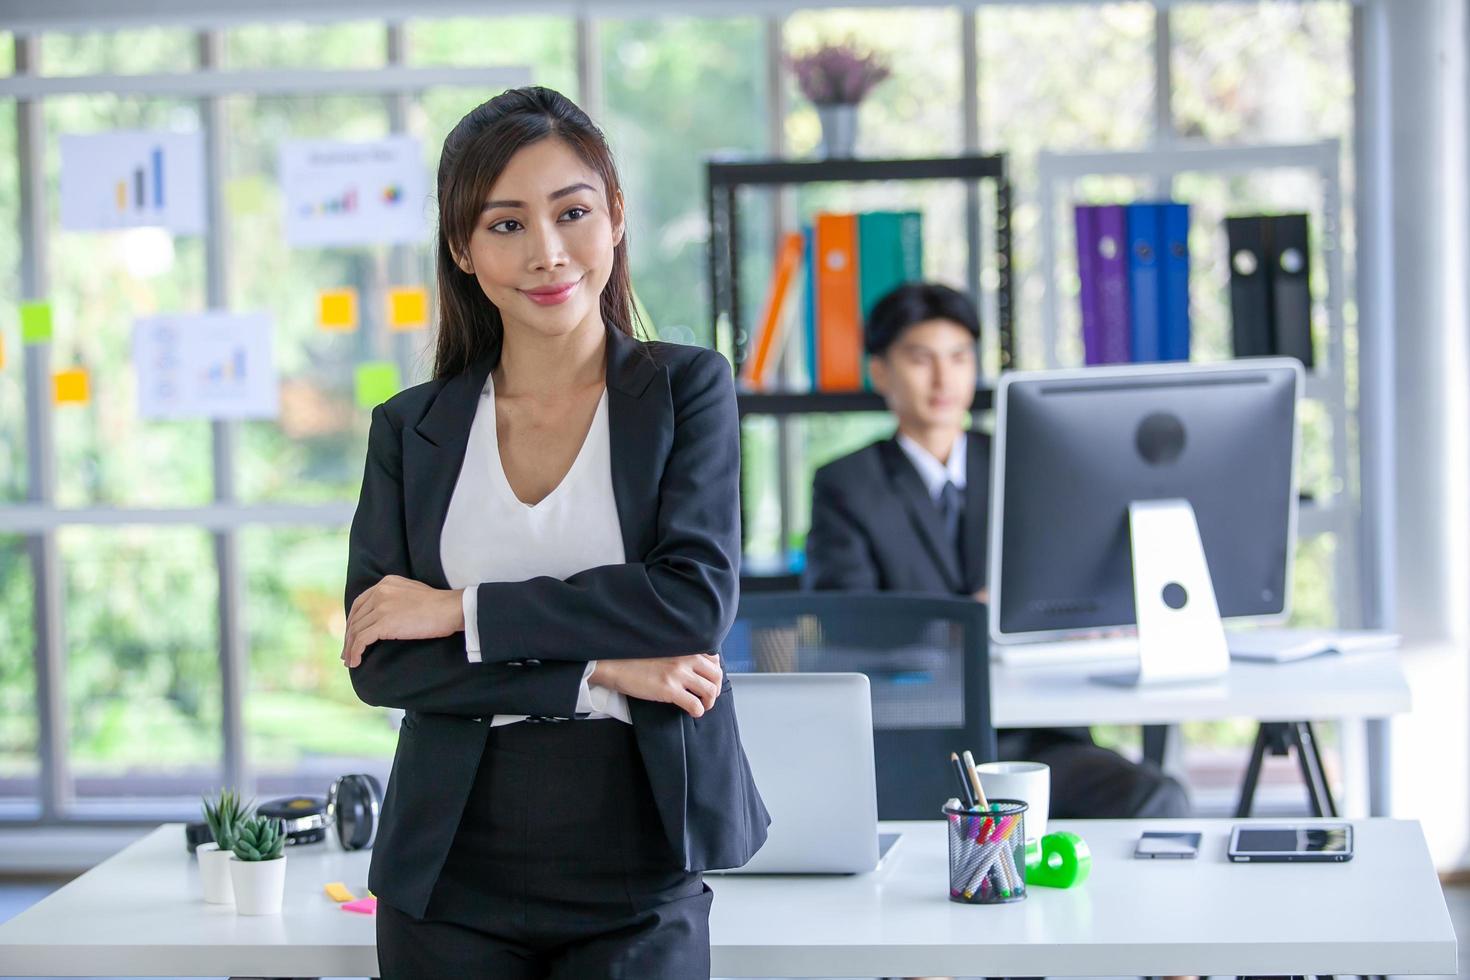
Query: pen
961,749,995,840
949,752,977,809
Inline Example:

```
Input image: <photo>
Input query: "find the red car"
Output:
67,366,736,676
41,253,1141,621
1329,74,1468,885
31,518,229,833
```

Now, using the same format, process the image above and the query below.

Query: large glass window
409,15,577,92
62,526,221,810
1170,4,1353,145
245,527,394,796
0,535,38,816
224,93,394,504
40,29,196,77
0,98,24,505
226,21,386,70
600,16,768,348
44,95,212,509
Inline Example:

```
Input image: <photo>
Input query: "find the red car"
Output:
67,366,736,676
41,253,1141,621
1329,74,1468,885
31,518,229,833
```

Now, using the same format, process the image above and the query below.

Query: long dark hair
432,86,643,380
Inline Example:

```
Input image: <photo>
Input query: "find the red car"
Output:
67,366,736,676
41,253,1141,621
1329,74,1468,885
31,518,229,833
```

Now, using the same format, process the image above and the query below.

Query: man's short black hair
863,281,981,357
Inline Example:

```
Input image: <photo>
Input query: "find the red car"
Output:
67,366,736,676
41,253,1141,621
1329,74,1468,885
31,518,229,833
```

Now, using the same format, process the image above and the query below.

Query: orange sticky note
324,881,357,903
318,289,359,332
387,286,428,332
53,368,89,405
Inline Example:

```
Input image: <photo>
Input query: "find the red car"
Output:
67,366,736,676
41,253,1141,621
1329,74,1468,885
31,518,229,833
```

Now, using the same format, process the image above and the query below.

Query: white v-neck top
439,372,631,726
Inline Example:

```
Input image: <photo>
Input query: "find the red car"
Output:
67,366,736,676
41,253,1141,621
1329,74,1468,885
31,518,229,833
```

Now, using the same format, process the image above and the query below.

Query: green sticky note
355,362,401,410
224,175,270,216
20,301,53,343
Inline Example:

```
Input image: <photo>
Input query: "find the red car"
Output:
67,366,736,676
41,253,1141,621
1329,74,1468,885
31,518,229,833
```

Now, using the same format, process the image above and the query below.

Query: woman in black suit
340,87,767,979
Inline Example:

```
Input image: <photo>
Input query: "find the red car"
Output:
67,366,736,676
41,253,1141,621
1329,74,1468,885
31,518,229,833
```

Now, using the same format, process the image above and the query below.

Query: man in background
804,281,1189,820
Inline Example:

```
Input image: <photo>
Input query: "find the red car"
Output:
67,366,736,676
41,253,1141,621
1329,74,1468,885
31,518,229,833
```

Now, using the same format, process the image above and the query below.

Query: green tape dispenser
1024,831,1092,888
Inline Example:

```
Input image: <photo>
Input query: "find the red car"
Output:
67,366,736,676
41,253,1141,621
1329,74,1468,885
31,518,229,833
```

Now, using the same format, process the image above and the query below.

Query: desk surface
991,649,1412,728
0,818,1453,978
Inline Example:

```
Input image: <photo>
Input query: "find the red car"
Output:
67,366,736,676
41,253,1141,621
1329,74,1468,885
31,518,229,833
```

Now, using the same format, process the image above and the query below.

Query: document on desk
1227,628,1401,663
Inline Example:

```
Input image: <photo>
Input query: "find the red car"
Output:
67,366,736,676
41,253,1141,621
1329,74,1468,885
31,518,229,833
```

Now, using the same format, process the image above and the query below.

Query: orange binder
744,231,806,390
814,213,862,390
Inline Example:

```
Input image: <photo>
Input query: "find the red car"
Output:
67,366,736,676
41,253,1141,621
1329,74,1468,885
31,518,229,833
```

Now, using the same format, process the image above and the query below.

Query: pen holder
944,799,1028,905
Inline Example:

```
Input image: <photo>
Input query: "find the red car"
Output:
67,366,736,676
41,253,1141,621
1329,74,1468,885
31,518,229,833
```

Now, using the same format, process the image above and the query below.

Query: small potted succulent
228,814,288,915
198,788,252,905
787,40,892,158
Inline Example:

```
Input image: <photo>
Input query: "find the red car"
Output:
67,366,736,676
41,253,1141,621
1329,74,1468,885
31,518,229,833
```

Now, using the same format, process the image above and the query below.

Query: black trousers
998,728,1192,819
376,718,711,980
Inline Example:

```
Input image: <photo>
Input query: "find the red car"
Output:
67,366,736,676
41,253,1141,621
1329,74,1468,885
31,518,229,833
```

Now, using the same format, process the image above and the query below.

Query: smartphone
1134,831,1202,859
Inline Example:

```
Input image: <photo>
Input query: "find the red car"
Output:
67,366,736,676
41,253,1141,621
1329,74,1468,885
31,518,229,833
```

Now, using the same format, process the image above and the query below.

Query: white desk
992,649,1411,815
0,819,1454,978
991,649,1410,728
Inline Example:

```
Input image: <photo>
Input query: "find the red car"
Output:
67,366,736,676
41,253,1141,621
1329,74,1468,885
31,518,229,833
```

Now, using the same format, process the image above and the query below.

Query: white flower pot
816,102,860,158
229,853,288,915
196,843,235,905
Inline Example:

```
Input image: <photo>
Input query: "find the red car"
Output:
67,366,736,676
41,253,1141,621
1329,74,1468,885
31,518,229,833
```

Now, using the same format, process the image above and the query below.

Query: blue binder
1159,202,1191,361
1126,203,1162,363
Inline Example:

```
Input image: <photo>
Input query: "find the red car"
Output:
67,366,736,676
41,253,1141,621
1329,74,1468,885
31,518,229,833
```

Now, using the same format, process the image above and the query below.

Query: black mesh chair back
725,591,995,820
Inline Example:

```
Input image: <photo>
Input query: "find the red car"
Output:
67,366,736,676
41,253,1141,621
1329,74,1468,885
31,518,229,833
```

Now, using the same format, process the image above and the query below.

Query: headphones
327,773,384,851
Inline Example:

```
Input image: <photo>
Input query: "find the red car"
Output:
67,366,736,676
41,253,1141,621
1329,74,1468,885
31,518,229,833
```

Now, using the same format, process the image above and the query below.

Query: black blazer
345,328,769,919
804,431,1092,749
804,431,991,595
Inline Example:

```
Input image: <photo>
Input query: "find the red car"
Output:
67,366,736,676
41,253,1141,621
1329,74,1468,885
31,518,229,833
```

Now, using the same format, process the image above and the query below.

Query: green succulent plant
200,788,254,852
231,815,286,862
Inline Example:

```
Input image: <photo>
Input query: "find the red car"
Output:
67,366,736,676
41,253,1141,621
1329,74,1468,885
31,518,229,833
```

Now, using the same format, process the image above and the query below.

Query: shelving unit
1035,138,1359,625
706,154,1014,561
707,154,1014,374
735,388,992,419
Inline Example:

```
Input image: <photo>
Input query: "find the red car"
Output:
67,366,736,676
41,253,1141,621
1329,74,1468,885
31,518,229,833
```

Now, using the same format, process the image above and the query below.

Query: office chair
726,591,995,821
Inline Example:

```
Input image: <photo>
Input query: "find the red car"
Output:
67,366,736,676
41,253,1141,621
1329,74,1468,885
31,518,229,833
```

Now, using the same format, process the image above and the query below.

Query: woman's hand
342,575,465,668
590,654,723,718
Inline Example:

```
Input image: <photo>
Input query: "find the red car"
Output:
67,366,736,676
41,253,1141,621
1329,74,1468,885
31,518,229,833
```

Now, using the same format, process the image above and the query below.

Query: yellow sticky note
318,289,359,332
53,368,89,405
387,286,429,332
0,332,6,370
324,881,357,903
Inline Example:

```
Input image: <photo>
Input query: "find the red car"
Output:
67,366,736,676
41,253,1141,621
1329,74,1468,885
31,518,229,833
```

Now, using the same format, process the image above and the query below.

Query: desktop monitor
988,359,1302,665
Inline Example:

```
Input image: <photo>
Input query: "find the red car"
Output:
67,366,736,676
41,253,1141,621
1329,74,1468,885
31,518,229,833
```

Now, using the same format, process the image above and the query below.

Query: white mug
974,761,1051,844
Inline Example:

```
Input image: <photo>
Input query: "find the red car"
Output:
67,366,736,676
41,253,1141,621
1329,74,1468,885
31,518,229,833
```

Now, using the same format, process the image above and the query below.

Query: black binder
1267,213,1315,369
1226,216,1273,358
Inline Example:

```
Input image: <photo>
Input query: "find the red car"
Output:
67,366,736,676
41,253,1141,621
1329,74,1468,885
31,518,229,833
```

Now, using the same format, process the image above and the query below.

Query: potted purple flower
787,41,892,158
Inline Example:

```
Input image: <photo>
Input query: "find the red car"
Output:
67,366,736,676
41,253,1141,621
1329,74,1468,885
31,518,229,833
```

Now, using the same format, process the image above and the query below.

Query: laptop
711,672,900,875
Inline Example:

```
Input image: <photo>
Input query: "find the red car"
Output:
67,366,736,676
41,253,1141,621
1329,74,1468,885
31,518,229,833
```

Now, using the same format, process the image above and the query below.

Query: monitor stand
1091,498,1230,687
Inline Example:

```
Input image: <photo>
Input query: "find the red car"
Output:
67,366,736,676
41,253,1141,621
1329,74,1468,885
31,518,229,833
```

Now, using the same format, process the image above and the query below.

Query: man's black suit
804,431,1189,820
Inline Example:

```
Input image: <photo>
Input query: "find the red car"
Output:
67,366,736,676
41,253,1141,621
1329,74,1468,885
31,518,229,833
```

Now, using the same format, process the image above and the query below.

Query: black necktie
938,479,964,558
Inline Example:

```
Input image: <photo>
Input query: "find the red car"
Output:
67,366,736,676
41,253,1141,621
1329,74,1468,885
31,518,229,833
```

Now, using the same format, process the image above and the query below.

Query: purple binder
1075,205,1102,364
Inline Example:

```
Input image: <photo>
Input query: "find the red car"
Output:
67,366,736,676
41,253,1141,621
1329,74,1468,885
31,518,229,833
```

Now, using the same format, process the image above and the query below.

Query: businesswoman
340,86,768,978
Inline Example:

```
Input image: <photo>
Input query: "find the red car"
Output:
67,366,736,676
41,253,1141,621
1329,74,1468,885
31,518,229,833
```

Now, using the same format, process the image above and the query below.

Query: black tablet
1228,824,1353,862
